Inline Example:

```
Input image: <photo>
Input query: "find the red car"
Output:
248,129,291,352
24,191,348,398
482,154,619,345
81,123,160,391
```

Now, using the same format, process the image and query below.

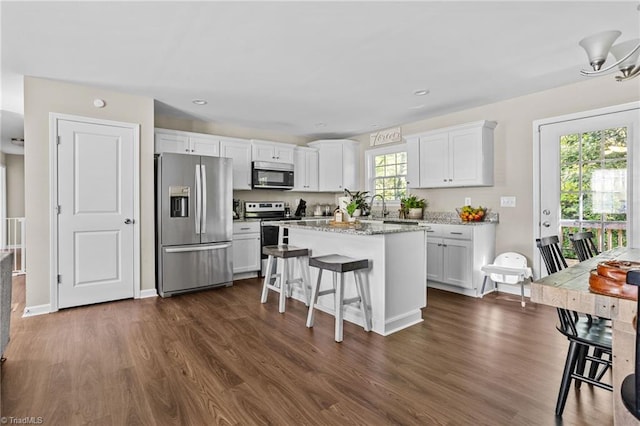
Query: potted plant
346,200,358,222
401,195,427,219
344,189,369,217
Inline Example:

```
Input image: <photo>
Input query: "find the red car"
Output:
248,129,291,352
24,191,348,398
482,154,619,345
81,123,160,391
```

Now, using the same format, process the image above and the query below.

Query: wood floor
2,275,612,425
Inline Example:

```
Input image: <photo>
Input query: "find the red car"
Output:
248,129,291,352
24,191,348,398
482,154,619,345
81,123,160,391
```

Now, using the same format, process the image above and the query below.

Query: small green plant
346,200,358,216
401,195,427,209
344,189,370,210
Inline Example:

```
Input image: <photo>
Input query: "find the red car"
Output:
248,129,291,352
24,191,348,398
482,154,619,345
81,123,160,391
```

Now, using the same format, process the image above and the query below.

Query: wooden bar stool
260,245,311,313
306,254,372,342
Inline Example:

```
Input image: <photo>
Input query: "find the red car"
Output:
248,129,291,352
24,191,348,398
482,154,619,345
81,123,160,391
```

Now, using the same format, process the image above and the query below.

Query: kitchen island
271,219,427,336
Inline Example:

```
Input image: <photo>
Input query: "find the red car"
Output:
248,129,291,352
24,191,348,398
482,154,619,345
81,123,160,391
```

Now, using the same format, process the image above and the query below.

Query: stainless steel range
244,201,286,220
244,201,299,275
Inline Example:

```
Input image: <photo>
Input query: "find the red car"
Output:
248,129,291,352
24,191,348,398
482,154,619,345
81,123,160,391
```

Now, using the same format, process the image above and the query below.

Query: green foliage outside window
373,151,407,201
559,127,628,258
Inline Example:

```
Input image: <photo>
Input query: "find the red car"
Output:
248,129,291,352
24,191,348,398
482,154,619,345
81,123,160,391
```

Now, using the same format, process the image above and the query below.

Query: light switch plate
501,196,516,207
464,197,471,205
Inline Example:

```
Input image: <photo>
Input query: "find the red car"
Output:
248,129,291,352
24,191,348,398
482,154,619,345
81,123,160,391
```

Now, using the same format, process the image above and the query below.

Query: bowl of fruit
456,205,487,222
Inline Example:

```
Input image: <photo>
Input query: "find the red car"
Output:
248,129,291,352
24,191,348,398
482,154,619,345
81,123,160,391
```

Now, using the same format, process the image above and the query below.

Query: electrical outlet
464,197,471,205
500,196,516,207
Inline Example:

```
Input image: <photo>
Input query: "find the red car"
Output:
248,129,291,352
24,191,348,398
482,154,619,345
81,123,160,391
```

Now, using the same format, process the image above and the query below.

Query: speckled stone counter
275,219,427,336
264,218,427,235
366,209,499,225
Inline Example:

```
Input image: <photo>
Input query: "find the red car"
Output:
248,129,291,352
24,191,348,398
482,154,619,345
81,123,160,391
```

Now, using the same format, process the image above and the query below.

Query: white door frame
49,113,141,312
532,101,640,278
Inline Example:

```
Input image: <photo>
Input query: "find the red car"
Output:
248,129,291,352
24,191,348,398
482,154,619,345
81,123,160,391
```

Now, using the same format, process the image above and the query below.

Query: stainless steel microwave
251,161,294,190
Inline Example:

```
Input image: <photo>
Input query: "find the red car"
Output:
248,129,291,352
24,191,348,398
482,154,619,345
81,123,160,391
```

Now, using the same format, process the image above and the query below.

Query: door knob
543,209,551,215
124,218,135,224
542,221,550,228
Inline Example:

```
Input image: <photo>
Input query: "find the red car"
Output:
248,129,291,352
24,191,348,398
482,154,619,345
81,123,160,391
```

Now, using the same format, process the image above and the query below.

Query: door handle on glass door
542,221,550,227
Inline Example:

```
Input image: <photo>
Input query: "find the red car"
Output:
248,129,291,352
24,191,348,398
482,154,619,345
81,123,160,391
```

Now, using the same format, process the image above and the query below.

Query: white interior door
535,105,639,277
57,118,136,309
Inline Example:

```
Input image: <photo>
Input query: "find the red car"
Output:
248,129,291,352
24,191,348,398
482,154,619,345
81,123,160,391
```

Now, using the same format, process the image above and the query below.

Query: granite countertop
264,218,427,235
365,216,497,226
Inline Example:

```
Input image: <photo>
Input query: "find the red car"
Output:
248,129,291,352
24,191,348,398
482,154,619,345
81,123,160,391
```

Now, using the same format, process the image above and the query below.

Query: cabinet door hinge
57,135,61,145
57,274,61,284
56,205,61,215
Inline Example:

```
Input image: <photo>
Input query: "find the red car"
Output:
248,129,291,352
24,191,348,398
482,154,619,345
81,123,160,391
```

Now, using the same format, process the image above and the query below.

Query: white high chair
481,252,532,307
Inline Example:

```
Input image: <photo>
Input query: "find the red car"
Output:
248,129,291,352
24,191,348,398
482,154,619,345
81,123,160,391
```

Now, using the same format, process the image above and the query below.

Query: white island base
285,226,426,336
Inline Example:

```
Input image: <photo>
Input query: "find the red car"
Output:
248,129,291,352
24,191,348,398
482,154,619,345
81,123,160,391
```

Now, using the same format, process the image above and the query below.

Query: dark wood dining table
531,247,640,425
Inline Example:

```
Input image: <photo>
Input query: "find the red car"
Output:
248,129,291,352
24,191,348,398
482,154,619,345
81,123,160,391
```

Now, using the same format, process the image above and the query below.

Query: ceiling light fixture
192,99,207,105
413,89,429,96
579,30,640,81
315,122,326,128
10,138,24,146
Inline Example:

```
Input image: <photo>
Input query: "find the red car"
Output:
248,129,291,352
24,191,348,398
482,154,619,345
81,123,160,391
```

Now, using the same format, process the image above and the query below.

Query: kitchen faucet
370,194,389,217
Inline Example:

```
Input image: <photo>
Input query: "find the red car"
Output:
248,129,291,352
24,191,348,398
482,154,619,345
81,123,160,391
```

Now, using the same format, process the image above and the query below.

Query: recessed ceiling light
413,89,430,96
315,122,326,127
408,104,426,110
192,99,208,105
371,124,379,128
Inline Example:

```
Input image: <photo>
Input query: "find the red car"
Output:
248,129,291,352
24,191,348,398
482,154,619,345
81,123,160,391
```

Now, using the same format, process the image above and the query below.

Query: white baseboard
23,304,51,317
233,271,259,281
139,288,158,299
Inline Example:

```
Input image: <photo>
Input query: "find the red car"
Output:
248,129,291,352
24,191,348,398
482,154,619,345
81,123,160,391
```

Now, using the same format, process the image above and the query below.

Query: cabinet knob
185,149,189,152
443,179,447,182
448,178,452,182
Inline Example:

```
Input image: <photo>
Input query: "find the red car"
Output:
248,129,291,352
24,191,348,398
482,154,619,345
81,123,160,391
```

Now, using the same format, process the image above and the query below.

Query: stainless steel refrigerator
155,153,233,297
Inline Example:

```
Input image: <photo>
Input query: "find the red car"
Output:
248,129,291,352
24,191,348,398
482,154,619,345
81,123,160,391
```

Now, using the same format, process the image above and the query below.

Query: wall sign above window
370,126,402,146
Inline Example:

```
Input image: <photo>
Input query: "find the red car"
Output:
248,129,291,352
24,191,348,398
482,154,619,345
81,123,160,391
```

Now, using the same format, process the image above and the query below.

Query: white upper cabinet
154,128,220,156
407,121,496,188
189,135,220,157
293,147,319,192
155,129,189,154
251,139,295,164
307,139,359,192
405,136,421,189
220,137,252,190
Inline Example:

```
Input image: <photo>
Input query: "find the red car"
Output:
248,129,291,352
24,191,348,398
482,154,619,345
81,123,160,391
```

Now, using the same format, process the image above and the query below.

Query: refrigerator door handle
195,164,201,234
201,163,207,234
165,243,231,253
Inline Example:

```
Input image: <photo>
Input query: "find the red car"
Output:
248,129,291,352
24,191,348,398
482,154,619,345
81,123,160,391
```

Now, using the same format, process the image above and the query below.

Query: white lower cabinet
232,222,261,274
425,223,495,297
427,237,473,288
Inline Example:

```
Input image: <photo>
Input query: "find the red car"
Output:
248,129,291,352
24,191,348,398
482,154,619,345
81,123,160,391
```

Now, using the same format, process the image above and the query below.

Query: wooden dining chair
621,269,640,420
536,236,613,416
569,231,599,262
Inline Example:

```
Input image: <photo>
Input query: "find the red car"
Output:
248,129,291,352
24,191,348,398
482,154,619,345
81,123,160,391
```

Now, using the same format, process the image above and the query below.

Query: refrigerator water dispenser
169,185,190,217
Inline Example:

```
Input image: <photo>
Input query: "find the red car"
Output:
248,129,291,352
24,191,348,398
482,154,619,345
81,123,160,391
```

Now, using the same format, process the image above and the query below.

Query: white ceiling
2,1,639,154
